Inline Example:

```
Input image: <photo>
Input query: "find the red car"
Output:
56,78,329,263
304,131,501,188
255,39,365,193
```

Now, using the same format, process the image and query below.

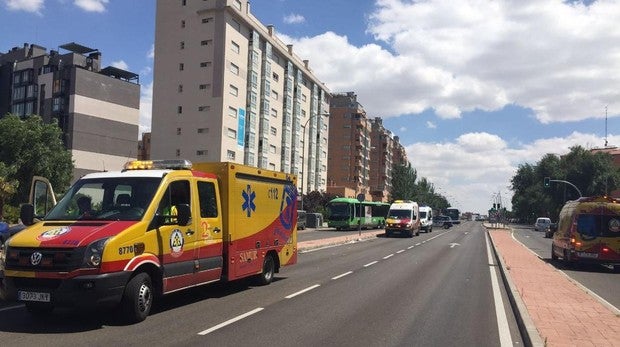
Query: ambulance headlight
83,237,109,268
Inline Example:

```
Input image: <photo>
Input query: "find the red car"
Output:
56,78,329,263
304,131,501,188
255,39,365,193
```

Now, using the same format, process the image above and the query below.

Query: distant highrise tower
0,42,140,181
151,0,331,194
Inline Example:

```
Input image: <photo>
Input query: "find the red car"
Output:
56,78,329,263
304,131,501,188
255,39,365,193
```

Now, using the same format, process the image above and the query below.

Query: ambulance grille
4,247,86,272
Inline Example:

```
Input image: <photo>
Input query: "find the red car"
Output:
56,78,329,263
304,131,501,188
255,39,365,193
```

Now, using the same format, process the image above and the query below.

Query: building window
177,128,182,135
231,41,240,53
201,39,213,46
270,127,277,136
230,63,239,75
271,108,278,118
231,19,241,32
302,94,307,102
198,106,210,112
177,106,183,114
176,149,181,157
181,20,185,28
180,41,185,49
197,128,209,133
228,107,237,118
272,91,278,100
272,72,279,82
270,145,277,154
199,84,210,90
269,163,276,170
200,61,212,68
202,17,213,23
196,150,208,156
233,0,241,10
229,85,238,96
227,128,237,139
227,150,236,160
179,63,184,71
178,85,183,93
181,0,186,5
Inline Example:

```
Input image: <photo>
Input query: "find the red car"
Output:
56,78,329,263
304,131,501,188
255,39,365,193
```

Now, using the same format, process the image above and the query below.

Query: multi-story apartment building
151,0,331,194
369,117,394,202
392,135,408,167
0,43,140,181
327,92,373,199
138,132,151,160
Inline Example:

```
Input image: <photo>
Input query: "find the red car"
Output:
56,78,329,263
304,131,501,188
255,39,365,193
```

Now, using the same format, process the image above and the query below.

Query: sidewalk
488,227,620,347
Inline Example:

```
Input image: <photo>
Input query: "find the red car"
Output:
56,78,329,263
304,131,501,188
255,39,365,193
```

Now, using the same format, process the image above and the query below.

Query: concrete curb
298,230,384,252
485,226,545,347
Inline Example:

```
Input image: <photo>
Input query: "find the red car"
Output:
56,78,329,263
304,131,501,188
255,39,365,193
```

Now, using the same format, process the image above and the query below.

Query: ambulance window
158,181,191,223
198,181,218,218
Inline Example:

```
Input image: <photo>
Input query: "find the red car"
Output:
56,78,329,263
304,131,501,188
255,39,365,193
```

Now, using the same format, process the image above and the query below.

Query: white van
419,206,433,233
385,200,420,237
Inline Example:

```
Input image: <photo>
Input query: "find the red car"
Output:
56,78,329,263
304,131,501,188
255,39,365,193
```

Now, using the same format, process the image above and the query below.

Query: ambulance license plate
18,290,51,302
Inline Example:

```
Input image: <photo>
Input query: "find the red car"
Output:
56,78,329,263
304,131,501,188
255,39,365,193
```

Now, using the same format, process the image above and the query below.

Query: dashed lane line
285,284,321,299
331,271,353,280
198,307,264,335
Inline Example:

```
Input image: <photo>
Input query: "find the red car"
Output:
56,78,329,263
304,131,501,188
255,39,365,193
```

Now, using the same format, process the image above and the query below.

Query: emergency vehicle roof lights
123,159,193,171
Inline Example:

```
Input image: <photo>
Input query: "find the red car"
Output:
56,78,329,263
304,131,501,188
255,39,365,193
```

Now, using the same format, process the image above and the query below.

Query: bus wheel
256,254,275,285
121,272,153,323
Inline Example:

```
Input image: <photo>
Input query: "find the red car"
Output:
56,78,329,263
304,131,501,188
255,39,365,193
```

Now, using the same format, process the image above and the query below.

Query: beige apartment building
151,0,331,194
327,93,408,202
0,43,140,182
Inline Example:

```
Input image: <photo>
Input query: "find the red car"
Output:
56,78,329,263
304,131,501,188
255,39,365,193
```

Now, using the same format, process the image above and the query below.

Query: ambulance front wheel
121,272,153,323
256,254,275,285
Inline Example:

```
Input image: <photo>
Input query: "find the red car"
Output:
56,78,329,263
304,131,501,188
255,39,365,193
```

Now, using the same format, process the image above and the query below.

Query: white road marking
198,307,264,335
415,243,421,246
449,243,460,248
407,245,415,249
332,271,353,280
396,249,405,254
383,254,394,259
364,261,378,267
285,284,321,299
485,233,513,347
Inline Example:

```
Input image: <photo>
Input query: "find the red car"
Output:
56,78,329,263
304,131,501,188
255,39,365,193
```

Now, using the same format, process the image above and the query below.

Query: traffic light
544,177,550,188
493,203,496,209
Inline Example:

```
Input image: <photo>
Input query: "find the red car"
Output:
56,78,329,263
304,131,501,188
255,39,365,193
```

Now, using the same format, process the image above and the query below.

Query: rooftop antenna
605,105,608,147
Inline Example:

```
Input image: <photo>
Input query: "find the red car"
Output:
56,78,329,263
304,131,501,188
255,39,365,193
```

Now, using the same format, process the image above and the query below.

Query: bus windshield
327,203,351,220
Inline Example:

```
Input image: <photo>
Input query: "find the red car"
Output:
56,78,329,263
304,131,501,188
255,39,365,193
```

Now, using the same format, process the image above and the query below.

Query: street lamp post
300,112,329,211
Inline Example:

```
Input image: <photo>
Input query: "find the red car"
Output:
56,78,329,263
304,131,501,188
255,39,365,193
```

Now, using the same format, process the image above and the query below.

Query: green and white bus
326,197,390,230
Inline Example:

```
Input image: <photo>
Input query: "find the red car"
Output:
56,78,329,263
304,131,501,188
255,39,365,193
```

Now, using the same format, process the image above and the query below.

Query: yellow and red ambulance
551,196,620,268
1,160,297,322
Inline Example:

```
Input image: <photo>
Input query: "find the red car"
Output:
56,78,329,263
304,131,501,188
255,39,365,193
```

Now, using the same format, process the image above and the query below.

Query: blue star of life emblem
242,184,256,217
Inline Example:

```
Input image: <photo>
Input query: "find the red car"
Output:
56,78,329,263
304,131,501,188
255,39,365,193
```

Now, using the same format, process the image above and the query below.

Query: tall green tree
0,114,73,206
0,162,18,220
510,145,620,223
389,163,418,201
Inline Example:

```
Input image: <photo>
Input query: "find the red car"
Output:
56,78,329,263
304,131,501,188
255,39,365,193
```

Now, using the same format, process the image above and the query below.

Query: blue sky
2,0,619,214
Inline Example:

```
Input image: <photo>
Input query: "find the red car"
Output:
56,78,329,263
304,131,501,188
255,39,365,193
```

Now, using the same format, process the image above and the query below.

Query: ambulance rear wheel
121,272,153,323
257,254,275,285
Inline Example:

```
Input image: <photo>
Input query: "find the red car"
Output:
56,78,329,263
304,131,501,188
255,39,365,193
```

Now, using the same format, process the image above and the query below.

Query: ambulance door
194,179,223,284
156,179,198,293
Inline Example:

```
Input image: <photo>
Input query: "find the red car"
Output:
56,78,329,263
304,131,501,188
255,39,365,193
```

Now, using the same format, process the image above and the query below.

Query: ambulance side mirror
20,204,35,226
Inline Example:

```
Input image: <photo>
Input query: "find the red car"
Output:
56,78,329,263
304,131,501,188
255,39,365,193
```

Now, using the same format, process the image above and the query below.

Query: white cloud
399,126,406,132
110,60,129,70
5,0,44,13
74,0,108,12
408,131,618,213
139,81,153,137
282,0,620,123
426,121,436,129
283,13,305,24
147,44,154,59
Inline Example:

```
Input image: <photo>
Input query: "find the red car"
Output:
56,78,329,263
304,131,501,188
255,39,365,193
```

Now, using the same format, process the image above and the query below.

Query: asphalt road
0,221,523,346
509,224,620,309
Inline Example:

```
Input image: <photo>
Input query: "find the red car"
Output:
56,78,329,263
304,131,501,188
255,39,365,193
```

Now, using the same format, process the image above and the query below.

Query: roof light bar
123,159,193,171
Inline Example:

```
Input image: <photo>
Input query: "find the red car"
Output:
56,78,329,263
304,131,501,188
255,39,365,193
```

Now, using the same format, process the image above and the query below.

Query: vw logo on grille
30,252,43,266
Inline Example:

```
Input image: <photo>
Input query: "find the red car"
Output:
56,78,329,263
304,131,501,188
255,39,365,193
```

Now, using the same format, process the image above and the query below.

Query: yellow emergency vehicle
551,196,620,268
1,160,297,323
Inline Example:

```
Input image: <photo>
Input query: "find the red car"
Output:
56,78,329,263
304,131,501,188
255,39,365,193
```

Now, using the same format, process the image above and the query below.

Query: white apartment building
151,0,331,194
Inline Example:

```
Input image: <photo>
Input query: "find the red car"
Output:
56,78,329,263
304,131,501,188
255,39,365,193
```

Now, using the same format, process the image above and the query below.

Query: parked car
434,215,453,229
534,217,552,231
297,210,307,230
544,223,556,238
